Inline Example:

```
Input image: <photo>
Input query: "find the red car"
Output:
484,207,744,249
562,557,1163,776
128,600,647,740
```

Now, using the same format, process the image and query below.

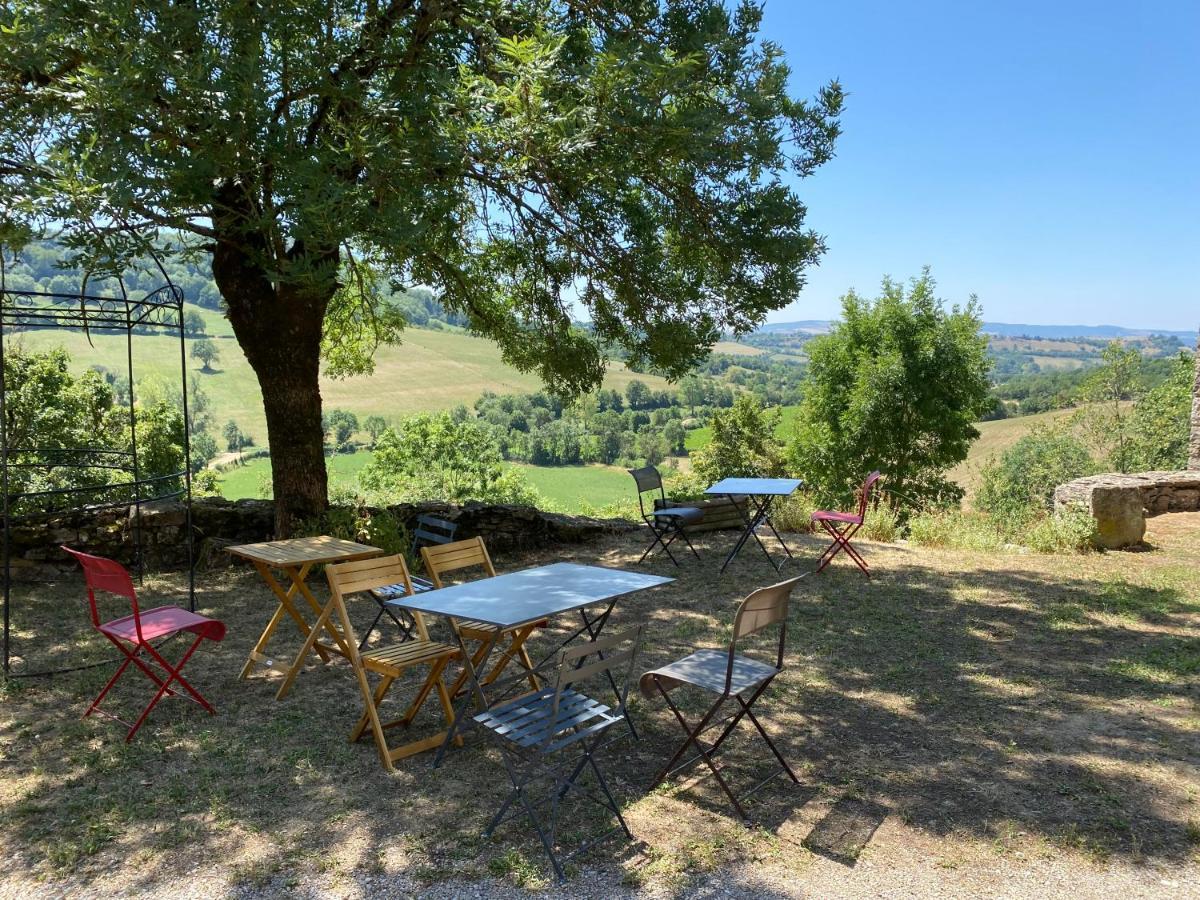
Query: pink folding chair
811,472,883,578
62,546,226,741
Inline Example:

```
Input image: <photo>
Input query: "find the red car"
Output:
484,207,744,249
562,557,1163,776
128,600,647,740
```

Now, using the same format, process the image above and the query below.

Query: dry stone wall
1053,470,1200,548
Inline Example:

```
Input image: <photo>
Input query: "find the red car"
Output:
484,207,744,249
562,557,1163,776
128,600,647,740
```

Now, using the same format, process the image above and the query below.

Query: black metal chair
475,626,643,883
360,514,457,649
628,465,703,565
640,576,805,821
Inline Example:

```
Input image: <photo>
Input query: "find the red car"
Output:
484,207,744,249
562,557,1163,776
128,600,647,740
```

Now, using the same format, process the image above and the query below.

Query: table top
227,535,381,568
705,477,803,497
389,562,674,629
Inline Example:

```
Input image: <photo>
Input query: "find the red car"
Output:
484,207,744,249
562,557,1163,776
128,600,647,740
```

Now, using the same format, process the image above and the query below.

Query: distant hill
755,320,1196,342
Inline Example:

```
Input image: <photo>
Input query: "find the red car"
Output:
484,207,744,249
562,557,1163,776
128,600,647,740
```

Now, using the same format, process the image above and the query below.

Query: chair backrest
60,546,141,636
326,553,431,643
542,625,642,752
411,515,458,558
420,536,496,589
857,471,884,518
727,575,807,693
628,466,665,518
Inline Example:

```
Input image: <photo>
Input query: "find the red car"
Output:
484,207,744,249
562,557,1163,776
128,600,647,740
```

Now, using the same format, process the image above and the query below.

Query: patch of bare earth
2,517,1198,897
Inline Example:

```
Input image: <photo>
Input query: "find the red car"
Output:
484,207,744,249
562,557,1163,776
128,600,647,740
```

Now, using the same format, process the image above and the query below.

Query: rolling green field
217,452,634,513
15,306,670,446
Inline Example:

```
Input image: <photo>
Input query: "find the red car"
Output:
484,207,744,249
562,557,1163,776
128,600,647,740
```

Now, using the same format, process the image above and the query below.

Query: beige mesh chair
420,537,544,696
640,575,805,821
325,554,462,771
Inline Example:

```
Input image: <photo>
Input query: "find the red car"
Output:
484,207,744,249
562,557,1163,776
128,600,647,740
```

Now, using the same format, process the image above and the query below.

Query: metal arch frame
1,254,195,677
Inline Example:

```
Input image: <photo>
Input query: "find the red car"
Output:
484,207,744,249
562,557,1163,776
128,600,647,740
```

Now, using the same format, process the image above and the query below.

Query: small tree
691,394,785,484
190,338,220,373
363,415,388,446
190,431,219,473
1075,341,1143,472
223,420,245,453
788,269,992,509
183,309,207,337
977,426,1097,524
1124,352,1193,471
323,409,359,450
625,380,651,411
663,420,687,456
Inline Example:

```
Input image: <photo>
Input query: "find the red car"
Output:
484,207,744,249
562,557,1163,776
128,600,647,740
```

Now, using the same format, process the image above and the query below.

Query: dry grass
2,516,1199,897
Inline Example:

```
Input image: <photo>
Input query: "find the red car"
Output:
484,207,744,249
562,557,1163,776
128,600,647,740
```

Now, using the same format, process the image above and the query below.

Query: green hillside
684,403,804,451
13,308,670,446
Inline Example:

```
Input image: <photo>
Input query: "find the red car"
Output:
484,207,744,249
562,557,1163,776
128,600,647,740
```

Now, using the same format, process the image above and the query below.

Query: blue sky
761,1,1199,330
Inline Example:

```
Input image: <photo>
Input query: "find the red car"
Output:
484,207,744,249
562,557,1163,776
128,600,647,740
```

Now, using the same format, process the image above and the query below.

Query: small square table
229,536,381,699
390,561,674,766
705,477,803,573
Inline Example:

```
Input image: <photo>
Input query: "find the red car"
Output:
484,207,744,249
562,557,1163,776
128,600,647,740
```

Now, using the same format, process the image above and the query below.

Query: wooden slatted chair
420,537,544,697
325,554,462,770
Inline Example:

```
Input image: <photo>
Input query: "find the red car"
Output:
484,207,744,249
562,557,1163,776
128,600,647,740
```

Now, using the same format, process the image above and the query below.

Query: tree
190,431,219,473
183,309,207,337
1074,341,1143,473
625,380,651,411
663,420,687,456
223,420,245,454
359,413,538,505
788,269,992,509
1125,351,1193,471
323,409,359,450
0,2,842,533
190,338,220,373
976,426,1097,523
363,415,388,446
1191,334,1200,470
691,394,785,484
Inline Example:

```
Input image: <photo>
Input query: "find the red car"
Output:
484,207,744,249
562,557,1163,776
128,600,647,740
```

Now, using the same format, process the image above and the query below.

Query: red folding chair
62,546,226,741
811,471,883,578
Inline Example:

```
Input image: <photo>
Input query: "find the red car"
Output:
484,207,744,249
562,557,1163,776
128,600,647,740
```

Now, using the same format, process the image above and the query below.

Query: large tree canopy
0,0,842,532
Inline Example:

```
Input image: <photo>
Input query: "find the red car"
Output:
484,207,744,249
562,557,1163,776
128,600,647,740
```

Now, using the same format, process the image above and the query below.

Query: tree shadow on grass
3,531,1200,894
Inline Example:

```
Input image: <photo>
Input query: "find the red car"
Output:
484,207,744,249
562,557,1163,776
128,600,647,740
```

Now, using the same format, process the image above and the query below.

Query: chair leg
738,696,799,784
653,684,749,820
124,634,209,742
351,675,394,743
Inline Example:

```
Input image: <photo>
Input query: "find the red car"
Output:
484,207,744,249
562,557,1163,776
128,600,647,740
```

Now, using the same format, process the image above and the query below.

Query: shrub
771,493,817,534
1024,507,1096,554
690,394,785,485
862,499,901,543
976,426,1096,525
906,509,1005,552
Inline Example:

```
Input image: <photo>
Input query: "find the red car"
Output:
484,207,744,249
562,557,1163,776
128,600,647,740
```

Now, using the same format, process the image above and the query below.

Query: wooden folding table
229,536,381,699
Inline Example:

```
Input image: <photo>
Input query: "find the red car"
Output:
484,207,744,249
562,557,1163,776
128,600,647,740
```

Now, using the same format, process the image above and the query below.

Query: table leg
433,624,499,768
757,495,794,561
240,561,330,681
576,600,638,739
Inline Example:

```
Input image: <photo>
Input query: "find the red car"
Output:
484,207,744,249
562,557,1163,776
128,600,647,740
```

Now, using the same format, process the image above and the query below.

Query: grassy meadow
13,307,669,446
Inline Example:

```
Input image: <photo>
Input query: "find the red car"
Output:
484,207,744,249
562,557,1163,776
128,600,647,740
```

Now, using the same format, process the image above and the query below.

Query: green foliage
190,338,220,372
1074,341,1144,472
223,421,246,453
788,269,992,510
1024,507,1096,554
323,409,359,450
976,426,1097,523
132,401,187,493
358,413,540,506
1123,352,1193,471
189,430,218,473
363,415,388,445
906,509,1007,553
690,394,785,484
297,504,409,559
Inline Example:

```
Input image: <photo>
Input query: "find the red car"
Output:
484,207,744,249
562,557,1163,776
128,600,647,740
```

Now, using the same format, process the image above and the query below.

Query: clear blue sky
761,0,1199,331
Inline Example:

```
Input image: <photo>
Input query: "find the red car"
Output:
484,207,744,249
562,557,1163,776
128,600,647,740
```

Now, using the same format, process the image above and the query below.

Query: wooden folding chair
420,537,544,698
325,554,462,770
640,576,805,821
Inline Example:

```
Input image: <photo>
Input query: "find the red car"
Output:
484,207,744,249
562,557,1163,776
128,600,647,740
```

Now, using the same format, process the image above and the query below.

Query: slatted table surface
229,536,381,699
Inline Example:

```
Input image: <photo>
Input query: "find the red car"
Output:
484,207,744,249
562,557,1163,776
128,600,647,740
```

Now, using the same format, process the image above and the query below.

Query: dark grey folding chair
475,626,643,883
359,514,457,650
628,465,703,566
640,576,805,821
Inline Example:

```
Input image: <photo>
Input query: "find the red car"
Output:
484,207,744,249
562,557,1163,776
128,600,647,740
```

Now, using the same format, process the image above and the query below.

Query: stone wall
1053,470,1200,548
4,498,635,582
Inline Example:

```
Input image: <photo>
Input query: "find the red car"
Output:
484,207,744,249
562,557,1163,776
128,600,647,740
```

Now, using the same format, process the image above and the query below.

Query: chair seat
99,606,226,644
370,578,433,603
811,510,863,525
639,648,778,698
458,618,548,639
653,506,704,525
475,687,620,752
362,639,459,673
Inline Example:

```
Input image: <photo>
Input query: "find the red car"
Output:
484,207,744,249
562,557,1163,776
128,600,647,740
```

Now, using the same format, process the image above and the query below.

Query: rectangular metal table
705,477,803,573
389,562,673,766
229,536,381,699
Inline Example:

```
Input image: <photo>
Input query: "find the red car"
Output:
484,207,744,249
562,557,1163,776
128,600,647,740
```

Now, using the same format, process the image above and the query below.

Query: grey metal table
388,562,674,766
705,477,803,573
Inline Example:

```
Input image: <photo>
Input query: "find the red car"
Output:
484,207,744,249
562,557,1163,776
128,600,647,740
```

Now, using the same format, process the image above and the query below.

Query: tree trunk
211,235,333,537
1190,331,1200,470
